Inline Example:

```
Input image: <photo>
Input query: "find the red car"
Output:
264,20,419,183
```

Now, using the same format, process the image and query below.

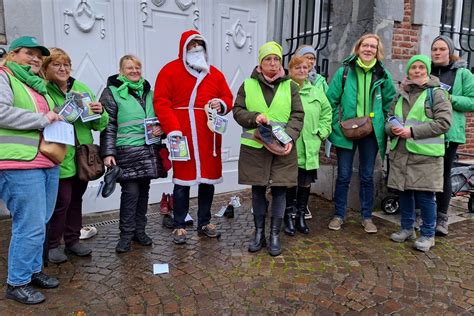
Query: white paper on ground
214,206,226,217
153,263,169,275
43,121,75,145
185,213,193,222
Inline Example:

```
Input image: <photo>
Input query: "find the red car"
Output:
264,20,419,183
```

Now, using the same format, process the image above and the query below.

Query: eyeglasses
50,63,71,70
361,43,378,50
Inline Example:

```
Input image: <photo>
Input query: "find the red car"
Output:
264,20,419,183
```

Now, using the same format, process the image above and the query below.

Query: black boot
268,217,283,256
295,186,310,234
248,215,266,252
284,207,296,236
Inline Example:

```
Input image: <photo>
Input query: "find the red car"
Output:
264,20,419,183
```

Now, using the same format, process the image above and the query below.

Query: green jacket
313,74,329,93
442,63,474,144
47,78,109,179
327,55,396,159
296,80,332,170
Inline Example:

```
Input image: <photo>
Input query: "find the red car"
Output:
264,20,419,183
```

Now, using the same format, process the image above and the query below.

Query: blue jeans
334,134,378,219
173,183,214,229
399,190,436,237
0,167,59,286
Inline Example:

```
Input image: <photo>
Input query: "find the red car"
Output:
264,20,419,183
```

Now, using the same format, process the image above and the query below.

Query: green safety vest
240,78,292,148
0,70,54,161
391,90,445,157
109,86,155,147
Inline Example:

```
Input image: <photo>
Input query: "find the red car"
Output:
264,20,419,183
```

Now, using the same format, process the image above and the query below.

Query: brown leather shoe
253,124,286,155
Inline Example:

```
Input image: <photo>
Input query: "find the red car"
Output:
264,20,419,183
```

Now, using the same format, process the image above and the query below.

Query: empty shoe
65,242,92,257
173,228,187,244
159,193,170,215
116,238,132,253
133,232,153,246
79,226,98,240
390,229,417,243
6,284,45,305
413,236,435,252
328,217,343,231
31,271,59,289
198,223,221,238
48,247,68,264
162,214,174,229
253,123,286,155
224,204,234,218
101,165,123,198
362,219,378,234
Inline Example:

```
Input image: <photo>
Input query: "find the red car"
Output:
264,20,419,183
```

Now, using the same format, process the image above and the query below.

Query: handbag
39,138,67,164
76,144,105,181
338,100,374,140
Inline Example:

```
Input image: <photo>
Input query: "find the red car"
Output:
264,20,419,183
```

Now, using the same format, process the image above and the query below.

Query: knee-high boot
248,215,266,252
268,217,283,256
284,187,296,236
295,186,310,234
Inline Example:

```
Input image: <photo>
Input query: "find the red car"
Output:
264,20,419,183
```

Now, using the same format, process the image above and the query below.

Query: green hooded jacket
47,78,109,178
296,80,332,170
326,55,396,159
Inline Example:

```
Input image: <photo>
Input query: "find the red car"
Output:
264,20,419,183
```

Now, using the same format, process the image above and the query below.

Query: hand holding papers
43,121,75,145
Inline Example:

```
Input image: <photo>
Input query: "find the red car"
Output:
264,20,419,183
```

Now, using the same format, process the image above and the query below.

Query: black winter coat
99,74,166,181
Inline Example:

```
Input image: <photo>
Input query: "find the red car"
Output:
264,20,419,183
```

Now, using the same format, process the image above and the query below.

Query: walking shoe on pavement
133,232,153,246
65,242,92,256
435,213,449,236
362,219,378,233
31,271,59,289
79,226,98,240
48,247,68,264
173,228,187,244
328,217,343,231
162,214,174,229
197,223,221,238
115,238,132,253
159,192,170,215
6,284,45,305
390,229,417,243
304,205,312,219
413,236,435,252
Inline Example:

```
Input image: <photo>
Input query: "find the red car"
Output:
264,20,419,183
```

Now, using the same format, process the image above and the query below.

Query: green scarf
6,61,47,95
356,57,376,72
117,74,144,98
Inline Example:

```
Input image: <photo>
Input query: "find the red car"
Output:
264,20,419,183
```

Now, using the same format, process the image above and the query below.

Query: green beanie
258,41,282,64
406,55,431,75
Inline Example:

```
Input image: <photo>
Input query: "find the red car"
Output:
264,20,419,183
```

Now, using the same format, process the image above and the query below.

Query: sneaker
390,229,417,243
133,232,153,246
435,216,449,236
198,223,221,238
205,103,218,132
173,228,187,244
253,123,286,155
30,272,59,289
48,247,68,264
115,238,132,253
185,213,194,226
304,205,312,219
159,193,170,215
65,242,92,257
413,236,435,252
79,226,98,240
328,217,343,231
162,214,174,229
6,284,45,305
362,219,378,234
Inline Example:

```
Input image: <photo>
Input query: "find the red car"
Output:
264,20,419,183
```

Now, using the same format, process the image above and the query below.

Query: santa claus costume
153,30,233,242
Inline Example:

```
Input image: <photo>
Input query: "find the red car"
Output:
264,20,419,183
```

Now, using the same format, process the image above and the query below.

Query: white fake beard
186,45,209,73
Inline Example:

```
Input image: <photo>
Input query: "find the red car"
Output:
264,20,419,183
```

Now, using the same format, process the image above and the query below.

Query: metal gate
283,0,332,78
440,0,474,72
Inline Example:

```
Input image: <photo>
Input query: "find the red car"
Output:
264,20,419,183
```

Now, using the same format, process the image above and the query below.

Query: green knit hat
258,41,282,64
406,55,431,75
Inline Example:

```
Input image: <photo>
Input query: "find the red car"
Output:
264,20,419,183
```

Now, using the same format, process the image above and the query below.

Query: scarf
401,77,429,92
6,61,47,95
117,74,144,98
356,57,377,72
257,65,286,83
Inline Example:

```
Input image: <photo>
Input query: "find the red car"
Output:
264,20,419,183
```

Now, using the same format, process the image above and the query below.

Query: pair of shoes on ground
173,223,221,244
79,226,97,240
116,232,153,253
6,272,59,305
328,217,378,233
390,229,435,252
49,243,92,264
159,193,174,215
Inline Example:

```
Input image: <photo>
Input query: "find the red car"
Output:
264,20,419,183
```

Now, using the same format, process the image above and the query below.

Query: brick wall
459,113,474,155
391,0,420,60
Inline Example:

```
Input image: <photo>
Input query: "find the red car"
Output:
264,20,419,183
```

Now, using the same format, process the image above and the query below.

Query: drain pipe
273,0,284,43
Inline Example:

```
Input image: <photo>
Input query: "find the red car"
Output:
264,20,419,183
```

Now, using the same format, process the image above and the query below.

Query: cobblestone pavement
1,190,474,315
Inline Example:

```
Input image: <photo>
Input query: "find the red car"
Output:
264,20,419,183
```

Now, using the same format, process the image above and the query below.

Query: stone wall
0,0,6,45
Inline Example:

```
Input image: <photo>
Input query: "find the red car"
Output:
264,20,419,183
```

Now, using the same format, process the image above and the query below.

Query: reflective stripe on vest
109,86,155,146
0,70,54,161
240,78,292,148
391,90,445,157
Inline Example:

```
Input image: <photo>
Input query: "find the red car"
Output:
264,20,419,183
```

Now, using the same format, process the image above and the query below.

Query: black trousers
119,179,151,238
436,142,459,216
173,183,214,229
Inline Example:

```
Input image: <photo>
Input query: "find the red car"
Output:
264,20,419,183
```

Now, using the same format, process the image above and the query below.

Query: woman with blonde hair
326,33,396,232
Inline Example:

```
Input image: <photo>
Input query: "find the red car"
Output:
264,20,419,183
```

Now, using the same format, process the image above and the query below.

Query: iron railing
283,0,332,78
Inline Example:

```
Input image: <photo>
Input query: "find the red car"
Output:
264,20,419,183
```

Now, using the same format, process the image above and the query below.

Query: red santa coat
153,30,233,186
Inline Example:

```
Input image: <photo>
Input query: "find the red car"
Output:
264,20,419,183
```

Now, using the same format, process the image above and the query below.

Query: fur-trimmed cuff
212,98,228,114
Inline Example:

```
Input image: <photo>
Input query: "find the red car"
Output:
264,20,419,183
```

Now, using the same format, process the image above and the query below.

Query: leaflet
144,117,162,145
214,115,229,135
58,99,83,123
168,136,190,161
78,92,101,122
387,116,404,129
272,125,292,144
43,121,75,145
